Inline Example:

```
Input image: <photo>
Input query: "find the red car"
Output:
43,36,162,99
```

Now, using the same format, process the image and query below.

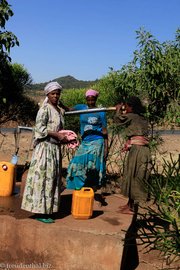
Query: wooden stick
64,107,116,115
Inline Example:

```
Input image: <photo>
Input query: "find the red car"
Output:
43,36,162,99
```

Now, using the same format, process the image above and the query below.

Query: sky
6,0,180,84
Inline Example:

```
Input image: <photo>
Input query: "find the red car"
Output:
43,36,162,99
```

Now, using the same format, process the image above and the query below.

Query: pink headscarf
85,89,99,97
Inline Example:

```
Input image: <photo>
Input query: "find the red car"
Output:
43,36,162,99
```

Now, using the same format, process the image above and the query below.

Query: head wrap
85,89,99,98
42,81,62,106
44,81,62,95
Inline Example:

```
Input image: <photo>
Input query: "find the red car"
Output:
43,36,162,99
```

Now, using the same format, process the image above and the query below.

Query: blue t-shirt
74,104,107,141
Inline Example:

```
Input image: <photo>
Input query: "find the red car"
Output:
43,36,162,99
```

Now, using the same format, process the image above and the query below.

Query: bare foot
119,208,134,215
117,205,134,214
118,204,129,210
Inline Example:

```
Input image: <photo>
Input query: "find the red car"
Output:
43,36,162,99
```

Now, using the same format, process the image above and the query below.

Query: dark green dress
114,113,151,204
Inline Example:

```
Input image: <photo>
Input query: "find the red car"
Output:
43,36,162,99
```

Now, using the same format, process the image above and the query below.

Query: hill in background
29,75,99,90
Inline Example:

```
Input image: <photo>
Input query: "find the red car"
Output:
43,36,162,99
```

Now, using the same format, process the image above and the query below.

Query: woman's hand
58,101,70,112
48,131,68,143
57,132,68,143
116,103,126,114
103,132,108,160
104,147,109,160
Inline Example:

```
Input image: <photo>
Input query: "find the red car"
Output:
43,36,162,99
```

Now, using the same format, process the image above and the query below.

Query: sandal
35,217,55,223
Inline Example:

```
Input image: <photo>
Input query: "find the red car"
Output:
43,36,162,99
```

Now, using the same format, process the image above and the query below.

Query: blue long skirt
66,138,106,190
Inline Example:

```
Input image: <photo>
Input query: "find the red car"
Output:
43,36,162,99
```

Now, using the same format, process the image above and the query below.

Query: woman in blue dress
65,89,108,195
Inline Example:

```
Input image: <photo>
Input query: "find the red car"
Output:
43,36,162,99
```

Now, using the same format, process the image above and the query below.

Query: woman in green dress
114,96,151,214
21,82,68,223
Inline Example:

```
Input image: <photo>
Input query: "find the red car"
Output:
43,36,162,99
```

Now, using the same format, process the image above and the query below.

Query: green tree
95,28,180,128
133,28,180,127
0,0,19,104
0,63,38,126
94,64,140,107
0,0,38,126
0,0,19,58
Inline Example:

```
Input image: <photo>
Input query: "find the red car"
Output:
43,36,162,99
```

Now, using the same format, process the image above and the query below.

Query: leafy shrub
137,155,180,266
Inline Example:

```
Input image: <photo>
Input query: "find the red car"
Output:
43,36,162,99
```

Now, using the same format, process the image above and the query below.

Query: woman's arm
114,103,130,126
102,127,108,160
47,130,68,142
58,101,74,112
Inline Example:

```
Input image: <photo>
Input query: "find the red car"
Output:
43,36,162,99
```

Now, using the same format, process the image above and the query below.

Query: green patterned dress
21,103,63,214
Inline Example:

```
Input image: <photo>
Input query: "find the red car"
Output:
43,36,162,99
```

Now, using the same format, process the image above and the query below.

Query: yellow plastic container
0,161,15,196
71,187,94,219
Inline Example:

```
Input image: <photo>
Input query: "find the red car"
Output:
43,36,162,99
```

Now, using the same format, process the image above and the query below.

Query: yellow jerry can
0,162,15,196
71,187,94,219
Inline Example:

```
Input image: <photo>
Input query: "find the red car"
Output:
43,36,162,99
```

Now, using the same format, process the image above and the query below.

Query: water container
71,187,94,219
0,162,15,196
11,154,18,165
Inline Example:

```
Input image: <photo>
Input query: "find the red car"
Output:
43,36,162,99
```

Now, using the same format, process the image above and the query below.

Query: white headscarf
43,81,62,105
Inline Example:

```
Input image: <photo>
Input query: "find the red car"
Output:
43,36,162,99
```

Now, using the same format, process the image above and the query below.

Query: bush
137,155,180,266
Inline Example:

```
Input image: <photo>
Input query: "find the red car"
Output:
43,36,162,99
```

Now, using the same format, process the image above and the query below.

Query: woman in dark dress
114,96,151,214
